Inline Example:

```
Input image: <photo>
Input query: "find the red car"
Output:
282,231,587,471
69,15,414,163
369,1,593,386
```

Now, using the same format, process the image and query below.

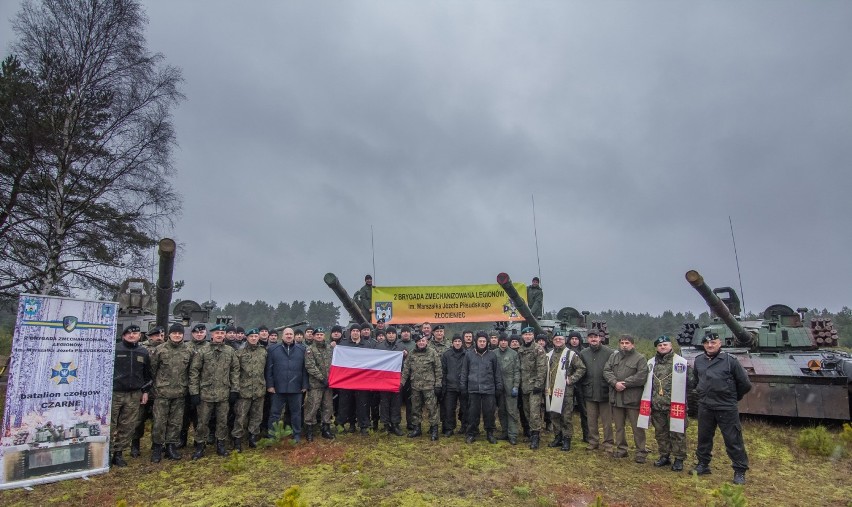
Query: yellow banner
371,283,528,324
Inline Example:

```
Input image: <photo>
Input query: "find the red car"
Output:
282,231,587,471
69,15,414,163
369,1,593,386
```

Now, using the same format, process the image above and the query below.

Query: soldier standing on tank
133,325,164,456
150,323,192,463
527,277,543,319
189,324,240,459
580,330,614,451
111,324,151,466
461,332,503,444
402,334,442,440
304,328,335,441
441,334,467,436
353,274,373,321
231,328,268,451
495,333,520,444
545,333,586,451
518,326,547,449
603,334,649,462
689,332,752,485
179,323,209,448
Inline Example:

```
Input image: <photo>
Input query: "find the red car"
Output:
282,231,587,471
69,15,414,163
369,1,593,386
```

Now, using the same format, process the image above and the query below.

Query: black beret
360,323,372,330
258,325,269,332
122,324,140,335
452,333,463,342
236,327,245,333
509,334,521,344
434,324,445,330
210,324,227,332
147,326,164,336
226,325,237,333
702,332,720,343
191,323,206,332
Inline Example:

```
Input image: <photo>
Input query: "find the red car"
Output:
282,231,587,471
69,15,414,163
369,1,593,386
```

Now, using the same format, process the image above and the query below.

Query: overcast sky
2,1,851,318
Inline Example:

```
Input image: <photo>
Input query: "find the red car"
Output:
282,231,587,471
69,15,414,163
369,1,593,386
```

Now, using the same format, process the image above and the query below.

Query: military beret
191,323,206,332
122,324,140,335
147,326,164,336
331,325,343,333
386,326,397,334
434,324,445,330
509,334,521,344
377,318,385,323
552,333,566,340
586,330,599,337
654,335,671,346
168,323,185,334
489,330,498,336
452,333,462,342
314,327,325,334
401,325,412,333
360,323,372,330
258,325,269,332
521,326,535,334
415,333,428,341
475,330,488,339
246,328,259,336
536,333,548,341
210,324,227,332
568,331,582,339
702,332,720,343
236,326,245,333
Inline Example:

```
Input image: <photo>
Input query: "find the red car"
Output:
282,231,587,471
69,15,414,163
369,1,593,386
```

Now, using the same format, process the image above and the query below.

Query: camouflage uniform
495,347,521,440
546,346,586,442
180,339,209,444
650,351,688,460
232,342,268,440
134,339,163,443
151,340,192,445
518,342,547,433
401,346,442,429
353,283,372,321
189,342,239,443
304,340,334,425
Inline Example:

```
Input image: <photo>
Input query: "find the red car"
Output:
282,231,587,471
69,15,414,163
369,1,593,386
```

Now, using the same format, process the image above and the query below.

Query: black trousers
402,381,414,429
370,392,381,425
379,391,402,425
696,405,749,471
574,387,589,439
442,390,466,432
339,389,370,428
466,393,496,436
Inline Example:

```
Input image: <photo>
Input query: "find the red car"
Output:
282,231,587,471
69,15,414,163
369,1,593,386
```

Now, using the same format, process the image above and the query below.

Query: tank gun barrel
324,273,369,325
496,272,546,338
156,238,177,329
685,270,755,348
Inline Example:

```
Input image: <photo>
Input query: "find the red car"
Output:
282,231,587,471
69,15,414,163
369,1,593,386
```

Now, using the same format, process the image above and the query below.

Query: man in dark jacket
567,331,590,443
338,325,374,435
376,326,405,435
689,332,752,485
579,330,614,451
111,324,151,466
441,334,467,436
460,332,504,444
265,327,308,442
603,334,648,462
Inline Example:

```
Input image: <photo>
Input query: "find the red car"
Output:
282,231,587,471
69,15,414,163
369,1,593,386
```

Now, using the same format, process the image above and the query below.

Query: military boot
248,434,258,448
691,463,711,475
191,442,205,460
151,444,163,463
654,455,671,467
321,424,336,440
548,433,563,448
430,425,439,441
178,431,188,449
509,436,517,445
561,438,571,452
732,470,746,485
529,431,540,450
487,431,497,444
216,439,227,456
305,424,314,442
130,439,141,458
207,433,215,445
408,426,422,438
671,458,684,472
233,438,242,453
165,444,182,460
391,424,404,437
111,451,128,467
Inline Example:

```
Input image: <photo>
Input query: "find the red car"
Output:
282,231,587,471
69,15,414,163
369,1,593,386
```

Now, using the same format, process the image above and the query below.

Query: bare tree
0,0,184,299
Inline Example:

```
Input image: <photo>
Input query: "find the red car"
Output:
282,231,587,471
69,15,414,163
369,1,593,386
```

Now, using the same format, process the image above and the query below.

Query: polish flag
328,347,403,392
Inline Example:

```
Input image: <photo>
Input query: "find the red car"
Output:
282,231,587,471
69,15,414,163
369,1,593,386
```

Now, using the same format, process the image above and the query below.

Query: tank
115,238,176,338
324,273,369,325
682,269,852,420
496,272,547,337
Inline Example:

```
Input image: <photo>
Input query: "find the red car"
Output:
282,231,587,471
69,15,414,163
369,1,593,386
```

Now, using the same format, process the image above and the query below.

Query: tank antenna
532,194,542,281
371,224,377,282
729,215,746,315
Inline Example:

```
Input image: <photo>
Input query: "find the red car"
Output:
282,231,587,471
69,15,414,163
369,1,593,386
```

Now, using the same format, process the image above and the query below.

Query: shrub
798,426,846,457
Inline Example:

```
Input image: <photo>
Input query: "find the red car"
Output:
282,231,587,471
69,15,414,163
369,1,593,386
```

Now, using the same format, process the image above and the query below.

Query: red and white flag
328,346,403,392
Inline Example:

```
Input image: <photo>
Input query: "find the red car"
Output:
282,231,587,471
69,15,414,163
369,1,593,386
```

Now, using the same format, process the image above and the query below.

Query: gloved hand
532,387,543,395
511,387,518,398
191,394,201,408
434,387,442,398
229,391,239,405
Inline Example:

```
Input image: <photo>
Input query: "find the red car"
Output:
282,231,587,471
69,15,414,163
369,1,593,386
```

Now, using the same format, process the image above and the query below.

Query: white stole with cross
637,353,688,433
545,348,575,414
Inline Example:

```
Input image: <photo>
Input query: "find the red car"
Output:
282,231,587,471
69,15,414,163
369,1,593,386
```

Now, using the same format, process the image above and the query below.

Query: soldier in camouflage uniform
231,328,268,451
545,333,586,451
111,324,151,466
353,274,373,321
180,323,209,448
518,326,547,449
132,325,164,456
401,334,442,440
397,326,416,430
150,323,192,463
526,277,543,319
495,333,520,444
304,328,335,441
189,324,240,459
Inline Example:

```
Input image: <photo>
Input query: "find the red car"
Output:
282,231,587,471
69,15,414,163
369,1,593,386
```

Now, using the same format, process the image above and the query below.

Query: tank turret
685,270,756,348
496,272,546,338
324,273,369,325
155,238,176,330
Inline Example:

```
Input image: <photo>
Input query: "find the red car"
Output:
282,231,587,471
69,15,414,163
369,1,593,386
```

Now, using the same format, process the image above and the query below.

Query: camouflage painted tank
680,269,851,420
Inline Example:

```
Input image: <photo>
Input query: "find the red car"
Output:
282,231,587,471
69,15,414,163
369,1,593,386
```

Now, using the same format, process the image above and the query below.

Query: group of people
111,316,752,486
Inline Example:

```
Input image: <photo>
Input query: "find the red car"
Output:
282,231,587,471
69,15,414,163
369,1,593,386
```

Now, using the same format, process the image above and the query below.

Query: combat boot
691,463,711,475
191,442,205,460
529,431,540,450
561,438,571,452
130,439,141,458
671,458,684,472
228,438,239,453
359,427,369,436
654,455,671,467
165,443,182,460
466,434,475,444
216,439,227,456
390,424,404,437
178,432,188,449
248,434,258,448
151,444,163,463
207,433,215,445
305,424,314,442
732,470,746,485
443,429,454,437
487,431,497,444
430,425,439,441
321,424,336,440
408,426,422,438
509,436,517,445
111,451,127,467
548,433,563,448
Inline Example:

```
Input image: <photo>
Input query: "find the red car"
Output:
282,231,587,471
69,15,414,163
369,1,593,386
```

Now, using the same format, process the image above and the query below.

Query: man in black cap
567,331,590,443
150,323,192,463
461,331,503,444
690,332,751,485
441,334,467,437
258,325,270,348
353,274,373,321
376,326,405,435
337,325,372,434
495,332,520,444
111,325,151,466
527,277,543,319
398,325,416,429
359,323,373,344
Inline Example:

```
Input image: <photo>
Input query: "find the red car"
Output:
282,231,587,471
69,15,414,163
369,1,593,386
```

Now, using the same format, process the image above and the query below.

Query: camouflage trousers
152,396,185,445
497,391,520,439
304,387,334,425
134,393,154,440
550,388,576,440
521,392,543,432
232,395,265,439
111,390,143,452
652,409,687,459
196,400,230,443
410,388,439,427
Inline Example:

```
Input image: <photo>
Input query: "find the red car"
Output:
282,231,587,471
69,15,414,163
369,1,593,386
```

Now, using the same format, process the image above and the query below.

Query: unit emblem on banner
375,302,393,322
502,299,519,318
24,297,42,317
50,362,78,385
62,316,79,332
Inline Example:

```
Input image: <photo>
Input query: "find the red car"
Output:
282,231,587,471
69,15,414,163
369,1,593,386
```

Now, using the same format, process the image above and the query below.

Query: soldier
398,326,416,430
460,332,503,444
545,333,586,451
294,328,306,345
401,333,442,440
258,325,270,348
329,325,344,347
225,326,237,347
150,323,192,463
179,323,209,448
353,274,373,321
235,327,246,349
304,327,335,441
518,326,547,449
111,324,151,466
419,322,433,341
462,330,474,350
338,325,372,434
495,333,520,444
441,334,467,436
689,332,752,485
527,277,543,319
304,327,315,342
189,323,239,459
231,328,268,451
375,330,386,343
266,327,309,441
133,325,164,455
567,332,590,443
603,334,649,462
488,331,500,350
580,330,615,451
376,326,405,435
637,335,690,472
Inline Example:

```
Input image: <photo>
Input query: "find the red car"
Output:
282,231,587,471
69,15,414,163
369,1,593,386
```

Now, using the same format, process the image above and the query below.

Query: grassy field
0,412,849,507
